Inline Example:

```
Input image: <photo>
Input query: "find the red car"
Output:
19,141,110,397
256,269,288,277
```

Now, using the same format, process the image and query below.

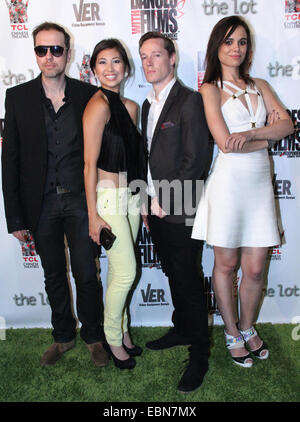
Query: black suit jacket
141,80,209,224
1,74,98,233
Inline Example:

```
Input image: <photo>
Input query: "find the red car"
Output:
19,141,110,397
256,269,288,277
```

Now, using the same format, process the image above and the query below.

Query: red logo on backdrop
77,54,97,85
19,232,39,268
267,231,284,261
20,232,36,257
284,0,300,28
285,0,300,13
6,0,28,23
6,0,29,37
131,0,186,40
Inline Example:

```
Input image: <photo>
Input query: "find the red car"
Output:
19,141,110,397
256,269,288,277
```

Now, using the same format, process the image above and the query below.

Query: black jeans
148,215,209,356
33,191,104,344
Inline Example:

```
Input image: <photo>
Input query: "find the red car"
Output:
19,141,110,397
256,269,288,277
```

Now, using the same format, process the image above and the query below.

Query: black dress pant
33,191,104,344
148,215,209,356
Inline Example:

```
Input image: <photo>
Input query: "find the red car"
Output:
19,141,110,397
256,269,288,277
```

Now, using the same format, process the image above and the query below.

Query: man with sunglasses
2,22,108,368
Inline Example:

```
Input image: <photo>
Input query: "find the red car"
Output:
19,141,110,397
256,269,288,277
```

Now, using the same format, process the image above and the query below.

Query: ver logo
73,0,100,22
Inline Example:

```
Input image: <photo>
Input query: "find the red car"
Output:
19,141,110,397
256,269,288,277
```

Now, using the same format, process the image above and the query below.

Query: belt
56,186,71,194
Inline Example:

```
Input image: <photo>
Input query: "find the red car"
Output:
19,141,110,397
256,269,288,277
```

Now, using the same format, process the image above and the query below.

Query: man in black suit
139,32,210,393
2,22,108,367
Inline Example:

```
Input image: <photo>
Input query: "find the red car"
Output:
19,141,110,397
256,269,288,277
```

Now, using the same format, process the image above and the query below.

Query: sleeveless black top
97,87,142,186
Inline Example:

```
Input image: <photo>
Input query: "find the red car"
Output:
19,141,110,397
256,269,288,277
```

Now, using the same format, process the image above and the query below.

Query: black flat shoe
122,342,143,357
178,356,208,393
108,347,136,370
146,328,191,351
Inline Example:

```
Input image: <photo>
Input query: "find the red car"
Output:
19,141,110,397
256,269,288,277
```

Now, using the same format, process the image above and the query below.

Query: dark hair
32,22,71,50
139,31,176,58
203,16,254,86
90,39,131,78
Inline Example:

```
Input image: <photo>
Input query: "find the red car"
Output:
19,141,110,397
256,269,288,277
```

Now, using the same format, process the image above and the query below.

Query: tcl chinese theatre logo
284,0,300,28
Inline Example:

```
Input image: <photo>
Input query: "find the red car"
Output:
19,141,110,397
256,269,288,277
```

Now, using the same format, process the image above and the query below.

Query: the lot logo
19,232,39,268
1,68,34,87
273,174,295,200
267,58,300,79
269,109,300,158
72,0,105,28
138,225,161,269
264,284,300,299
284,0,300,28
139,283,169,307
77,54,96,84
6,0,29,38
13,292,50,306
131,0,186,40
201,0,257,15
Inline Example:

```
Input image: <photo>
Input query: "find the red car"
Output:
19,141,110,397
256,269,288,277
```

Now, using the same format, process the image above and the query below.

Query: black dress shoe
177,357,208,393
146,328,190,351
122,342,143,357
109,348,136,370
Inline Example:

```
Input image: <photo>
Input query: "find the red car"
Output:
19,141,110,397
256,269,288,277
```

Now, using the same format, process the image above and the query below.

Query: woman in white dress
192,16,294,367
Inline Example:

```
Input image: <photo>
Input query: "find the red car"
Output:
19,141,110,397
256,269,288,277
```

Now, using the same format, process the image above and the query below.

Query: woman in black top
83,39,142,369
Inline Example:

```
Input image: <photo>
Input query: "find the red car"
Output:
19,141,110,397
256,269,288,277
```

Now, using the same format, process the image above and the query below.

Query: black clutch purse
100,228,116,250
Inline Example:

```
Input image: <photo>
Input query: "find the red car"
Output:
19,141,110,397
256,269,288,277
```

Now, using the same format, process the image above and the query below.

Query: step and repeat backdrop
0,0,299,330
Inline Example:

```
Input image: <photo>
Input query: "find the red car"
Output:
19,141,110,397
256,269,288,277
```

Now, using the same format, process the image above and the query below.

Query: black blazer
1,75,98,233
141,80,209,224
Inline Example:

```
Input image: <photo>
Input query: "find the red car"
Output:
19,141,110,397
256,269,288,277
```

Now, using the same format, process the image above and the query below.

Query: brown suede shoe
40,339,75,366
87,342,109,367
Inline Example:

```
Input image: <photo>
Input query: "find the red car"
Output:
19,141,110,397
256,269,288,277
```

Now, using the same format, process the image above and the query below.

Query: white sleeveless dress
192,81,280,248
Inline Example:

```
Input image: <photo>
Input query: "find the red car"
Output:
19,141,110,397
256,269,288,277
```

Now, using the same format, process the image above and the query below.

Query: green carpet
0,325,299,402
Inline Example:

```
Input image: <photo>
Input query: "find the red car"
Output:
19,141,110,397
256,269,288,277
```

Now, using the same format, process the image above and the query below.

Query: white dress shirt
146,77,176,197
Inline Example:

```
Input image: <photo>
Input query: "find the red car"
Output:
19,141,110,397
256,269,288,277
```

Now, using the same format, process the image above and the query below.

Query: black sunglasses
34,45,65,57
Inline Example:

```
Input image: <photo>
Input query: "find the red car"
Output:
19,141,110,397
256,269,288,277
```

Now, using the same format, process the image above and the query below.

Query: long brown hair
203,16,254,87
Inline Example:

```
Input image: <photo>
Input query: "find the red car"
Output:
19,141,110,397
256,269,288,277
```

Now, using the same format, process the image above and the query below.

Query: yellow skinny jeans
96,187,140,346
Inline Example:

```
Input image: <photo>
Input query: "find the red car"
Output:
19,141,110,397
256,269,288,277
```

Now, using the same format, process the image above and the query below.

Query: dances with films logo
284,0,300,28
138,225,161,269
131,0,186,40
204,275,239,315
269,109,300,158
6,0,29,38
